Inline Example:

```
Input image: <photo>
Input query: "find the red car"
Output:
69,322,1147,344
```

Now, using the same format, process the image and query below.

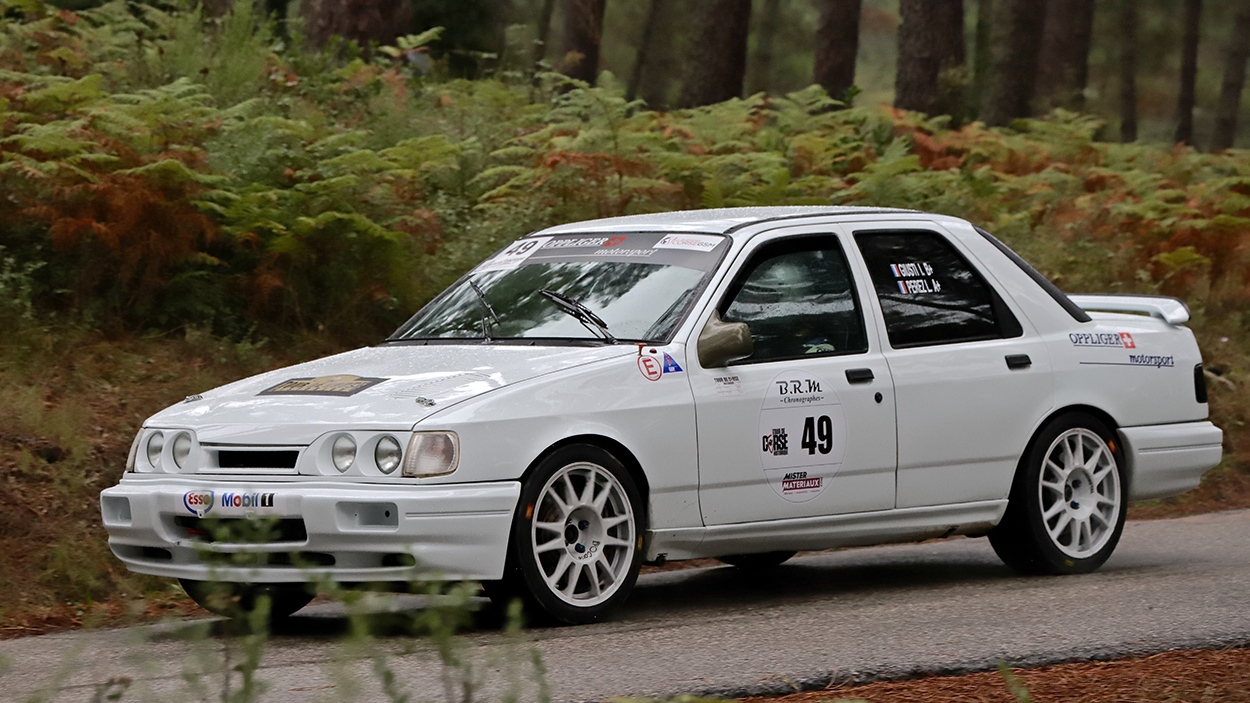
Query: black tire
716,551,797,569
488,444,645,625
181,579,314,621
989,411,1128,575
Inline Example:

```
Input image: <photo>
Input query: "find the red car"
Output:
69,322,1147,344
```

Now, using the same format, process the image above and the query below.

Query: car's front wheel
989,412,1127,575
489,445,644,625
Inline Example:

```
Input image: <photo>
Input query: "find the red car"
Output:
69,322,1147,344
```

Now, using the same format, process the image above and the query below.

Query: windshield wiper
469,278,500,341
538,289,617,343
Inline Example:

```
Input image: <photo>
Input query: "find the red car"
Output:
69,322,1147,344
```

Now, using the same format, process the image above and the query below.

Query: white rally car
101,207,1223,624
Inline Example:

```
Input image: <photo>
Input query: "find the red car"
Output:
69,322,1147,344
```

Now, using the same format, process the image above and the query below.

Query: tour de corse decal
758,370,846,503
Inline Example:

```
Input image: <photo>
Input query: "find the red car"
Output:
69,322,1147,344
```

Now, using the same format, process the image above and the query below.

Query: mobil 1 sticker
758,370,846,503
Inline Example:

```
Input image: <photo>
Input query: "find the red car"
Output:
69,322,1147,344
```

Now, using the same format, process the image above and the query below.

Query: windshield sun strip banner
476,233,729,273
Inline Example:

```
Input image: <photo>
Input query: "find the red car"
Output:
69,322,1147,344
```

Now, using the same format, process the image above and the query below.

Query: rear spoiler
1067,294,1190,326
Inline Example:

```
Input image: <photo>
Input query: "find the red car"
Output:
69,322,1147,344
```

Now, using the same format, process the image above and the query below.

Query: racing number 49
801,415,833,455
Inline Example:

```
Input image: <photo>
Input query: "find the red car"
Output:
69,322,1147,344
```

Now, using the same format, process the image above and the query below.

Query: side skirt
645,499,1008,561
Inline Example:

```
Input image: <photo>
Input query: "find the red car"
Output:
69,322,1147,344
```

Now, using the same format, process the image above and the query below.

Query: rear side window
855,230,1022,348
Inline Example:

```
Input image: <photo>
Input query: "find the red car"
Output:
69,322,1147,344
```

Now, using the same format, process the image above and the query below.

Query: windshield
390,232,729,343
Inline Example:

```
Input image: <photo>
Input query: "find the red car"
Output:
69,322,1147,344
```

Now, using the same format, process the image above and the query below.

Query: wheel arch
519,434,651,525
1011,404,1124,498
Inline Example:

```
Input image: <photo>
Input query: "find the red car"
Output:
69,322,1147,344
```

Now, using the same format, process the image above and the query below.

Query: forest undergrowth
2,0,1250,629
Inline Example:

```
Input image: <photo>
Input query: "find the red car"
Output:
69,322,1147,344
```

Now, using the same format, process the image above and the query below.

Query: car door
849,223,1054,509
689,228,897,525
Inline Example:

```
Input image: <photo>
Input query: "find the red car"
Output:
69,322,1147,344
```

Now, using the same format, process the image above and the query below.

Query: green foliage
1,0,1249,350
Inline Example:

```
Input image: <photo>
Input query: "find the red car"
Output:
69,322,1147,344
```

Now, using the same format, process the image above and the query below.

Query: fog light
331,434,356,472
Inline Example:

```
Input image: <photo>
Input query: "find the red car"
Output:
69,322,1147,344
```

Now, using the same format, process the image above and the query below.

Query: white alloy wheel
530,461,636,607
1038,427,1121,559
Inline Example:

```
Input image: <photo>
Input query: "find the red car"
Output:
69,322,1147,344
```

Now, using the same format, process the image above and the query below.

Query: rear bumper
1119,421,1223,501
99,478,520,583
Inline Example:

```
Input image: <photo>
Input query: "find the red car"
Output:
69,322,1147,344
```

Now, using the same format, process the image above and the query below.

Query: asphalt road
4,510,1250,703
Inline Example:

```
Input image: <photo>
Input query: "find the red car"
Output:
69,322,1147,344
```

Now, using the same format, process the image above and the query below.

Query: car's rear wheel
716,551,797,569
488,445,643,625
989,412,1127,575
181,579,314,621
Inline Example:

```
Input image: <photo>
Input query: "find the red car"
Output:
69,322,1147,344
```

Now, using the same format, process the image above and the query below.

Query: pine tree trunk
557,0,606,85
676,0,752,108
1034,0,1095,111
747,0,782,95
627,0,664,102
638,1,683,110
1174,0,1202,145
533,0,557,71
895,0,966,121
299,0,415,51
971,0,992,118
980,0,1048,126
813,0,863,103
1119,0,1137,142
1212,1,1250,150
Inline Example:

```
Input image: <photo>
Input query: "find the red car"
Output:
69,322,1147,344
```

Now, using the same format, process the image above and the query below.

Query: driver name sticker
890,261,942,295
476,236,553,272
758,370,846,503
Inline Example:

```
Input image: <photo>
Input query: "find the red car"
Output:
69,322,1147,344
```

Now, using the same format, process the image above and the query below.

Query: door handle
845,368,875,384
1005,354,1032,370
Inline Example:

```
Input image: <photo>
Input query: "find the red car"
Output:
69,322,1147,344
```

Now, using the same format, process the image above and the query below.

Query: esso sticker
758,370,846,503
184,490,215,517
638,355,662,381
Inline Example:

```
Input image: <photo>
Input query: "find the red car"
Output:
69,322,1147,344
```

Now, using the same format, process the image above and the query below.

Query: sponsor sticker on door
757,370,846,503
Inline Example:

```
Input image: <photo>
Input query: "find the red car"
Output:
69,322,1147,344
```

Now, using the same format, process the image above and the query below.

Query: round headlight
375,436,402,474
172,432,193,469
146,432,165,469
331,434,357,472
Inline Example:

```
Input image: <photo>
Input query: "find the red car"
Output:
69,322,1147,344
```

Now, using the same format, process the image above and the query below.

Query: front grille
216,450,299,469
172,515,308,543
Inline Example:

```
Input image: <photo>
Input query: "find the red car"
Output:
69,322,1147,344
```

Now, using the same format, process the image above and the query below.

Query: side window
719,236,868,363
855,230,1022,348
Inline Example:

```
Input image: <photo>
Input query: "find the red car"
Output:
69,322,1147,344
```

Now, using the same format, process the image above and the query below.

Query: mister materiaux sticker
758,370,846,503
259,374,386,397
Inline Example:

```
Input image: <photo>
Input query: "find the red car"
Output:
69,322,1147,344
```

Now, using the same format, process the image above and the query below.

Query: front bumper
1120,421,1223,501
100,478,520,583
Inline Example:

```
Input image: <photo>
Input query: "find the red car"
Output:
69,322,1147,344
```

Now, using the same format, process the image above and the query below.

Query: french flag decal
897,281,908,294
890,264,901,277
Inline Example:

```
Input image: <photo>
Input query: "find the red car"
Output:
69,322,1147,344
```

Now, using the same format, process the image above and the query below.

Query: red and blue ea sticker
638,352,684,381
184,490,214,517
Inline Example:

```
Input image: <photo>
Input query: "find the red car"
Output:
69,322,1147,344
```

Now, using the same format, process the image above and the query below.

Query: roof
532,206,927,237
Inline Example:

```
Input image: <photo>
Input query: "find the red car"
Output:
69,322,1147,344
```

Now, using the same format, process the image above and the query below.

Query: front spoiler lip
100,478,521,583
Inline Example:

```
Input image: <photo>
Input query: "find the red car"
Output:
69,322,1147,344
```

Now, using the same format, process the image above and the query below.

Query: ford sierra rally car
100,207,1223,624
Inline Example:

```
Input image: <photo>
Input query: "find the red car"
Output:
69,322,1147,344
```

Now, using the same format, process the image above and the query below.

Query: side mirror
697,310,753,368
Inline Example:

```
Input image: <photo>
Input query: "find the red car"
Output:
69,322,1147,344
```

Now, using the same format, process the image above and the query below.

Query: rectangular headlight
402,432,459,477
